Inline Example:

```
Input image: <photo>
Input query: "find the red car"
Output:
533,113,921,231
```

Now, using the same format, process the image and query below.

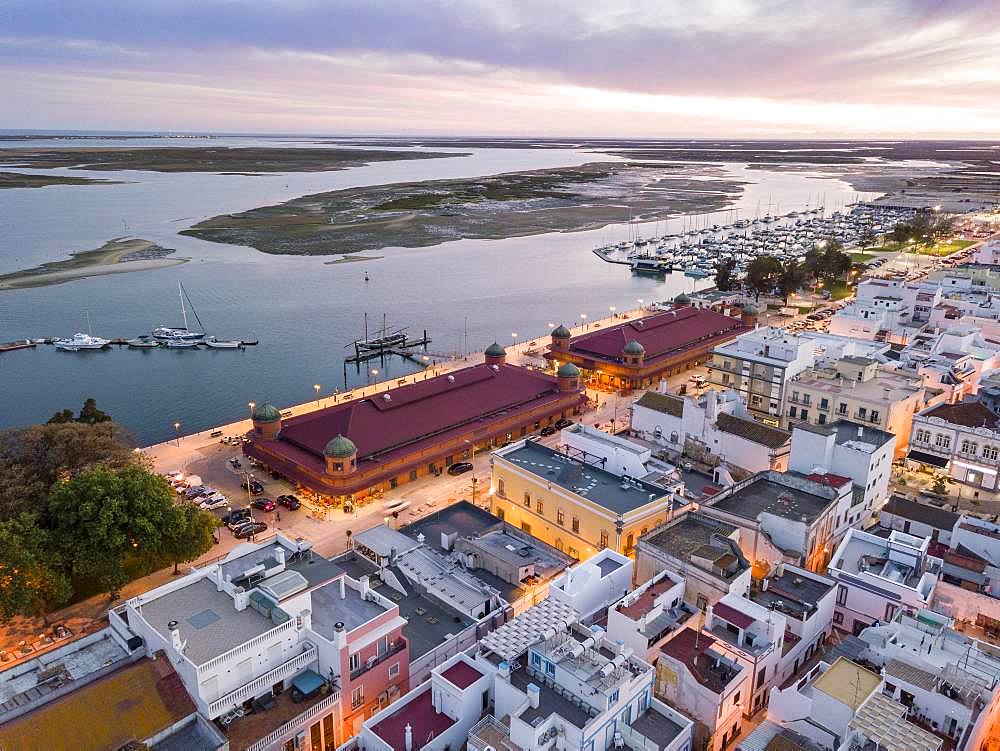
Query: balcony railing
209,644,318,717
199,618,298,676
245,689,341,751
350,638,406,681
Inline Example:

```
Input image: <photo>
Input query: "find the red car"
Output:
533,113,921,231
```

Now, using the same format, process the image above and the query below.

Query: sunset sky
4,0,1000,137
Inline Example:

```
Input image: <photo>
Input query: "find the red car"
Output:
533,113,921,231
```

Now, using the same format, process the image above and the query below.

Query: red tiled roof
441,661,483,690
805,472,853,489
564,308,746,364
925,401,1000,429
258,363,577,468
661,627,715,662
371,688,456,751
944,550,986,573
713,602,755,629
618,575,677,620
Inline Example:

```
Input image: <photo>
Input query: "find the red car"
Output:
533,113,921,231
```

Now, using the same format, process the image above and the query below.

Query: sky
3,0,1000,138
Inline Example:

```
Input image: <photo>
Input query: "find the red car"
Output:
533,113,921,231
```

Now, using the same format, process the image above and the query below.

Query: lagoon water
0,136,876,444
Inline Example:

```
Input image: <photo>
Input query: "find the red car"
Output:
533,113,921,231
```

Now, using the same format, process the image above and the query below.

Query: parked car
183,486,209,500
233,521,268,539
251,498,276,512
276,494,301,510
225,508,252,529
554,418,574,429
199,494,229,510
447,462,473,476
246,479,265,494
540,425,557,437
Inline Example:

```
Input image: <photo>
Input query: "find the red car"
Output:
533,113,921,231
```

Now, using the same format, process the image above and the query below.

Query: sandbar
0,171,122,189
0,238,188,290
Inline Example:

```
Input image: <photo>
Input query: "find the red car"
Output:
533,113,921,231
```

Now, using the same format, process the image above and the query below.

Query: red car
251,498,275,512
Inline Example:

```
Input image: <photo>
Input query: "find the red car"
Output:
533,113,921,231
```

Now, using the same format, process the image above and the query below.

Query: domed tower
622,339,645,367
740,303,759,328
324,434,358,477
484,341,506,366
556,361,581,392
673,292,691,308
550,324,571,353
251,402,282,440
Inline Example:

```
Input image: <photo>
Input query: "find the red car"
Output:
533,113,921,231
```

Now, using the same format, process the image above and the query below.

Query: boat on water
684,268,712,279
356,331,407,351
55,333,110,351
153,282,205,342
630,256,671,276
164,339,199,349
203,337,242,349
127,335,159,349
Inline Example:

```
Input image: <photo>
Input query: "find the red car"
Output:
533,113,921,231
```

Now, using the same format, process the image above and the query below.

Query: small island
0,171,122,189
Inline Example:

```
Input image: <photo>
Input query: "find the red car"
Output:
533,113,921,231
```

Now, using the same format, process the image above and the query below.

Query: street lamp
609,305,617,319
248,401,255,421
580,313,587,330
370,368,379,386
173,421,180,447
314,383,321,407
511,332,518,351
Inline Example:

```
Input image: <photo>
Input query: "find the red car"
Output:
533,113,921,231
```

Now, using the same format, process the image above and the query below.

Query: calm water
0,137,876,444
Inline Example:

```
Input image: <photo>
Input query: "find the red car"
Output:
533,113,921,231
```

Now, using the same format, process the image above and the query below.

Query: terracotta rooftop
713,601,755,629
716,412,791,449
805,472,853,489
440,661,483,690
561,307,747,364
0,655,197,751
660,628,742,693
634,391,684,417
618,575,677,620
370,688,456,751
923,401,1000,429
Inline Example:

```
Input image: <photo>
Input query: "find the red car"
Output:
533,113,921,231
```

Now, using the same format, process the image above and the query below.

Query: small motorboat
54,333,110,351
127,335,159,349
165,339,198,349
203,337,242,349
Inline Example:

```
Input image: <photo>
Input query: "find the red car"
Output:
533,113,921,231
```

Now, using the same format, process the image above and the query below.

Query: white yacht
153,282,204,342
55,333,110,351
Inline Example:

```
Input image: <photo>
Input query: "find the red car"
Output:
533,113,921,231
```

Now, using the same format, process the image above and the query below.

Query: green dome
324,434,357,458
551,324,571,338
674,292,691,305
252,403,281,423
484,342,505,357
623,340,645,355
557,362,580,378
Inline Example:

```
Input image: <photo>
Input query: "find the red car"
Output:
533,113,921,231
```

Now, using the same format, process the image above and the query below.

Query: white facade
826,529,939,634
547,549,634,622
605,569,695,662
910,401,1000,491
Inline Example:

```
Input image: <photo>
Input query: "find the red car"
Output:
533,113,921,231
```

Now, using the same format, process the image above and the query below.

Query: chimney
857,425,864,438
297,608,312,631
274,546,286,567
360,575,371,599
334,621,347,649
233,587,249,611
658,378,668,394
417,532,425,544
405,723,413,751
499,661,511,679
527,683,540,709
340,577,347,600
167,620,186,655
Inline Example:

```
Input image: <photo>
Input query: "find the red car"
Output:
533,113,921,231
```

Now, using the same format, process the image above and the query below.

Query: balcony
350,638,406,681
209,645,318,717
228,688,341,751
469,714,523,751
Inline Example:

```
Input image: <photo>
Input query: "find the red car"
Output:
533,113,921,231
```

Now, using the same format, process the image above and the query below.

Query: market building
243,345,586,502
546,304,752,391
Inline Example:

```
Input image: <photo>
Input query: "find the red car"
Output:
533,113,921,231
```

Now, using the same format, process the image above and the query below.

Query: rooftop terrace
709,473,838,524
496,440,669,514
370,686,456,751
310,577,390,636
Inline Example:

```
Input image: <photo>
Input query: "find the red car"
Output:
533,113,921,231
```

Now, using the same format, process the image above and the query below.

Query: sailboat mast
178,281,189,331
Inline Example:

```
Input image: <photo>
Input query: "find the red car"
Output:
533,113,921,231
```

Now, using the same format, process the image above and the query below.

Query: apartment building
634,511,752,610
490,439,679,559
606,569,698,662
709,327,816,426
111,533,409,749
546,548,634,622
788,421,896,528
826,529,939,636
909,400,1000,493
630,388,791,475
784,356,923,455
702,470,854,574
860,609,1000,749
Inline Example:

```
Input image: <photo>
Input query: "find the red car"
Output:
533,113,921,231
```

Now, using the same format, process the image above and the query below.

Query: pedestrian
276,510,281,522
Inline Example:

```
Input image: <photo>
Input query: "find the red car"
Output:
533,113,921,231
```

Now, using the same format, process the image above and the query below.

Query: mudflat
0,171,122,189
0,146,465,173
181,162,744,255
0,238,187,290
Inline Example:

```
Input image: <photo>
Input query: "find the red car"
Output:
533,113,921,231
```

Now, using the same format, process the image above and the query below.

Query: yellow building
489,439,679,559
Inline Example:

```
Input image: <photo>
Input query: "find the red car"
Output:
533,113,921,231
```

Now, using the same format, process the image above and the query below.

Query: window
523,491,531,507
789,406,797,418
497,478,505,497
349,652,361,672
838,402,848,415
870,410,880,423
983,445,998,461
572,516,580,533
600,530,609,548
696,594,708,611
557,508,565,526
409,469,418,481
820,398,829,410
756,668,766,689
791,391,800,403
818,414,827,425
915,428,930,443
962,440,977,455
567,546,579,559
521,521,532,535
802,394,811,406
536,499,543,514
751,395,762,407
389,662,400,678
857,407,867,419
935,434,951,449
733,691,741,705
351,686,364,710
837,585,848,606
800,409,808,421
885,603,899,622
834,611,844,625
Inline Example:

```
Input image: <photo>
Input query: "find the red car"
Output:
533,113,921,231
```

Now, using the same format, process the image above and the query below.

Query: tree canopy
890,211,955,247
804,241,852,284
746,255,783,298
48,397,112,425
714,258,737,292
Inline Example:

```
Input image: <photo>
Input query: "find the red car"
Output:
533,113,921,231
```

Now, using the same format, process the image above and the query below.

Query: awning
906,450,949,468
291,669,325,696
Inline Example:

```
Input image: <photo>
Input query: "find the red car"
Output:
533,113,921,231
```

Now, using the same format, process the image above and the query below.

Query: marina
594,202,918,279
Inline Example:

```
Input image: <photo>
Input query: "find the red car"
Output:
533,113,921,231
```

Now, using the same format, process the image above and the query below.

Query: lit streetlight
609,305,617,319
248,401,255,421
511,332,519,351
173,421,181,447
370,368,379,387
580,313,588,330
314,383,321,407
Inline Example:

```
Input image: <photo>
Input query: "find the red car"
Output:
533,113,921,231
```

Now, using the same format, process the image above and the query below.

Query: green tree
43,465,180,599
746,255,783,299
857,230,876,254
931,475,948,495
0,422,137,521
715,258,737,292
47,409,75,424
77,398,111,425
0,514,72,621
778,260,807,304
891,220,913,244
164,505,218,575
